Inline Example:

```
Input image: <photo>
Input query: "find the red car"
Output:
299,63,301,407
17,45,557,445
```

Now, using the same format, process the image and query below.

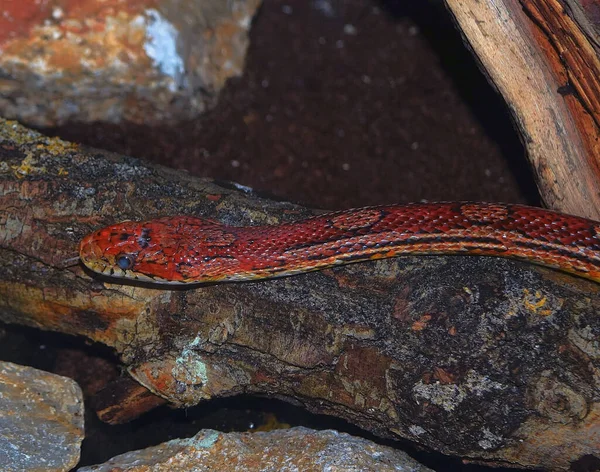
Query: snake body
79,202,600,285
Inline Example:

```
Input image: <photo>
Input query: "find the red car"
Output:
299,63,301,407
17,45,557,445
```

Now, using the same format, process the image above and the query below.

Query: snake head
79,216,239,284
79,217,185,284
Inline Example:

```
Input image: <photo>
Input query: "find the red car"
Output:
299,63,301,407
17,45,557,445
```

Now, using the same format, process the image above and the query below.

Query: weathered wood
1,120,600,469
91,377,167,425
444,0,600,220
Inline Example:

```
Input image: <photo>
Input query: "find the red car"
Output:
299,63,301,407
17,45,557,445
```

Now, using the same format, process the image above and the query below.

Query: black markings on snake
138,228,152,248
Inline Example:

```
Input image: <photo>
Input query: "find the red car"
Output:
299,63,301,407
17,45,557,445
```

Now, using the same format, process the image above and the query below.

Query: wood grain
445,0,600,219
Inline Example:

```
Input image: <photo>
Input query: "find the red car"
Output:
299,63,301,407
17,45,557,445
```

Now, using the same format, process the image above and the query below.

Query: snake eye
116,253,135,270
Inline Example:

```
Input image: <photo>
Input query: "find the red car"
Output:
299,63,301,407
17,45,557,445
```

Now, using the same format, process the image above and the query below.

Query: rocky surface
0,0,261,126
78,427,432,472
0,361,84,472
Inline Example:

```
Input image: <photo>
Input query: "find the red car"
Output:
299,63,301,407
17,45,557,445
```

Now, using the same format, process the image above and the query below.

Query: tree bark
444,0,600,220
1,120,599,469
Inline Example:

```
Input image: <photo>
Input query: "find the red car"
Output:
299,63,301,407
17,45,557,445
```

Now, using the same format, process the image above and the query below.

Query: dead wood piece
444,0,600,219
92,377,167,425
1,120,600,470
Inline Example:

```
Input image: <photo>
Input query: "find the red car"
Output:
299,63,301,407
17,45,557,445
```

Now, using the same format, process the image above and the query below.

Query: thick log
1,120,600,469
444,0,600,220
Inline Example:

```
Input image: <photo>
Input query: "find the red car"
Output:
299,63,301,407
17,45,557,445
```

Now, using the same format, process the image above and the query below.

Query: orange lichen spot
412,313,432,331
206,194,222,202
522,289,554,317
37,139,79,155
11,156,42,178
46,41,84,71
433,367,456,384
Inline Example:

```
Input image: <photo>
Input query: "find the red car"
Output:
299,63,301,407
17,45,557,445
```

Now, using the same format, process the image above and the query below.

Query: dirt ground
9,0,539,469
50,0,538,210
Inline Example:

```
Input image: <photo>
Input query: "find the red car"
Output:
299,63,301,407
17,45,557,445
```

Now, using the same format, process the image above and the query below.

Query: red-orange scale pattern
79,202,600,284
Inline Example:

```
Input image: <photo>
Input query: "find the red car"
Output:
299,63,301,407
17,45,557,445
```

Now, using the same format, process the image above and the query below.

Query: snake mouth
79,236,112,275
78,236,177,284
79,238,127,279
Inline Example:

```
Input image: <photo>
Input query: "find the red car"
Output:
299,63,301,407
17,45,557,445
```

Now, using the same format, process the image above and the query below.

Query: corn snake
79,202,600,285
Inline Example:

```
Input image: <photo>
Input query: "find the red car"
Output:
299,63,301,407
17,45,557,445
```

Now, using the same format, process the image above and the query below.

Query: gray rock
0,0,261,126
78,426,431,471
0,361,84,472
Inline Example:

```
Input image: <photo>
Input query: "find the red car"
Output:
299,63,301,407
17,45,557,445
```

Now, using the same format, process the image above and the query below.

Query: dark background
50,0,538,210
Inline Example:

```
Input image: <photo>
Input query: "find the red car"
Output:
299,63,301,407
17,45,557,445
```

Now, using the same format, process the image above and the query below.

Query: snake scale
78,202,600,285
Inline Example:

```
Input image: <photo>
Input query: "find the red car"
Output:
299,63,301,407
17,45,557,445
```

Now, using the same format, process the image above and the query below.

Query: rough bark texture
444,0,600,220
1,120,600,470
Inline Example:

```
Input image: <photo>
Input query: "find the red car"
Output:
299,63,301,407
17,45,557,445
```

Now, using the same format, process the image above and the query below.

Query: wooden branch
1,120,600,469
91,377,167,425
444,0,600,220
